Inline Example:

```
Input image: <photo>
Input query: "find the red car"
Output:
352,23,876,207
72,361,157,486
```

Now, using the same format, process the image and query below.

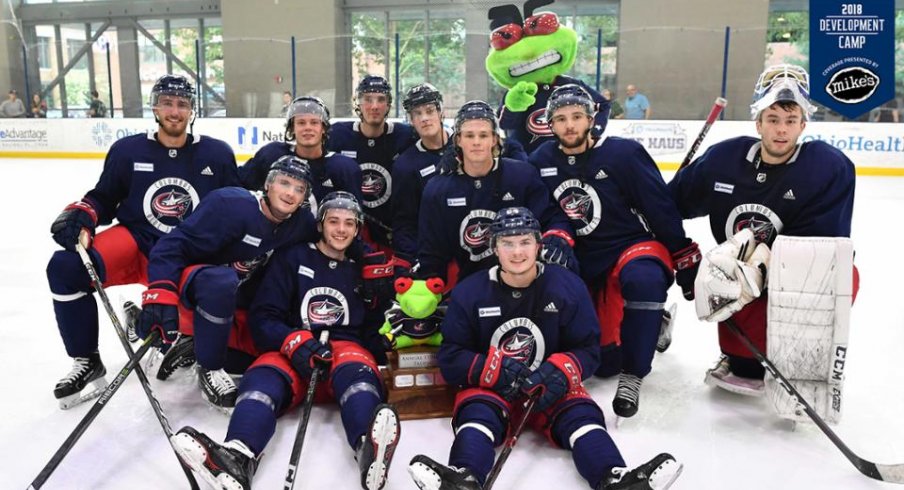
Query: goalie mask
750,64,816,120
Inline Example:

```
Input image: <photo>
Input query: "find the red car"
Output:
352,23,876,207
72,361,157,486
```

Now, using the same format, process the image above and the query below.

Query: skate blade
650,459,683,490
407,461,442,490
366,407,400,490
58,377,109,410
171,433,231,490
656,303,677,353
704,373,764,397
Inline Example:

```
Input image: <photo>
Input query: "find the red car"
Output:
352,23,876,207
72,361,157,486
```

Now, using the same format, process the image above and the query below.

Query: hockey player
393,84,529,270
238,95,363,210
328,75,416,251
408,207,682,490
416,100,576,287
46,74,239,409
171,191,400,490
668,64,856,396
134,156,319,408
530,84,700,418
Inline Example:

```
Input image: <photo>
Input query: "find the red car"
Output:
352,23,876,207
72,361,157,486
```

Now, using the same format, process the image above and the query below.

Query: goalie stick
725,318,904,484
678,97,727,171
483,394,539,490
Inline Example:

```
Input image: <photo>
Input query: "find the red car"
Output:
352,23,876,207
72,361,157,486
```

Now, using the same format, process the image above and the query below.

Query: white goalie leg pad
695,229,771,322
765,235,853,425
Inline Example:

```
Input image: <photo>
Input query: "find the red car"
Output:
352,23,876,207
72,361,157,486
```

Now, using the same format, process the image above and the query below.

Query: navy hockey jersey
498,75,610,155
327,120,416,245
83,131,239,255
417,157,573,282
147,187,318,287
668,137,855,244
237,141,363,212
249,243,368,352
530,137,691,279
439,264,600,386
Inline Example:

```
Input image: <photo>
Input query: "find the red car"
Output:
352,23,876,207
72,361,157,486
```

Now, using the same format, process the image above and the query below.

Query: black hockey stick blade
725,318,904,484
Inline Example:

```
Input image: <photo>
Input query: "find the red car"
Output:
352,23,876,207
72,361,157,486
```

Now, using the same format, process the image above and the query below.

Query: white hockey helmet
750,64,816,120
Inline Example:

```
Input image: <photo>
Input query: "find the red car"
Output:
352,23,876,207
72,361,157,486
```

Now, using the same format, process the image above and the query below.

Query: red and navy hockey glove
50,200,97,251
540,230,580,275
520,353,582,411
672,241,702,301
468,346,531,401
137,281,180,346
361,252,394,309
282,330,333,378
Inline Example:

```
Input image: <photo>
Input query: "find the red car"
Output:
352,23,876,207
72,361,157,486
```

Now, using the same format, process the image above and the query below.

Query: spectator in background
31,93,47,118
624,84,651,120
87,90,107,118
280,90,292,117
1,89,26,118
873,97,899,123
603,88,624,119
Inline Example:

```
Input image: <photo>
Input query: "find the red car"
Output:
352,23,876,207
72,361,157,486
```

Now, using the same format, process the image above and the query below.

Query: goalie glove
694,229,771,322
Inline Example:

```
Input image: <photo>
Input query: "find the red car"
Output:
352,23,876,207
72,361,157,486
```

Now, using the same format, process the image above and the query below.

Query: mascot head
485,0,577,89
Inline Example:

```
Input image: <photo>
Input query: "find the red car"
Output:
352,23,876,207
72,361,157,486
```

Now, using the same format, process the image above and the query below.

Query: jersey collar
747,141,802,168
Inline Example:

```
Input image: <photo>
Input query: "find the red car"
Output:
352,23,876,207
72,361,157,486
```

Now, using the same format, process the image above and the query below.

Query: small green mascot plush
379,277,446,349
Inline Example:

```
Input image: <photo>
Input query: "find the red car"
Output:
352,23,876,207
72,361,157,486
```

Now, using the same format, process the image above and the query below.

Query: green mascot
487,0,610,153
379,277,446,349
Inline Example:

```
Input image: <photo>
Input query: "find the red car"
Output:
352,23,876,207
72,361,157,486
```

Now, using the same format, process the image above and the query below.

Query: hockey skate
356,403,401,490
54,353,108,410
198,366,237,411
656,303,677,353
613,373,642,419
156,335,196,380
408,455,481,490
598,453,683,490
123,300,141,343
704,355,764,397
172,426,257,490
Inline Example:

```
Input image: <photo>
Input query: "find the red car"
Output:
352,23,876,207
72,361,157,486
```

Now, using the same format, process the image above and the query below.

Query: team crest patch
725,203,784,245
526,108,554,143
300,286,350,327
360,162,391,208
554,178,602,236
489,317,546,370
460,209,497,262
142,177,200,233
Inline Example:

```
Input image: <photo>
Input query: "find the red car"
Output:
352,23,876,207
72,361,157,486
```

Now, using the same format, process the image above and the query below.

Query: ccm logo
370,266,393,275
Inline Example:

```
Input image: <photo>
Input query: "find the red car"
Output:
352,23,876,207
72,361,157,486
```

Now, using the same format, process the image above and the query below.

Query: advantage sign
809,0,894,120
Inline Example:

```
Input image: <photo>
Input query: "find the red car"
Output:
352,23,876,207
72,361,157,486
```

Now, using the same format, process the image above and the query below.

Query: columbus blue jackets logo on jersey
526,108,554,143
359,163,392,208
489,317,546,370
725,203,784,245
231,251,273,283
554,179,602,236
301,286,350,327
460,209,497,262
143,177,201,233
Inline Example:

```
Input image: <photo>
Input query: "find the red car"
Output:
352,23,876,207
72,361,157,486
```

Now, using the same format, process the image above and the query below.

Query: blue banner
809,0,895,119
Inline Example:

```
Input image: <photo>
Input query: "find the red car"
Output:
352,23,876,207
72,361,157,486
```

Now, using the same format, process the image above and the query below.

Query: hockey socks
225,367,288,455
333,363,384,448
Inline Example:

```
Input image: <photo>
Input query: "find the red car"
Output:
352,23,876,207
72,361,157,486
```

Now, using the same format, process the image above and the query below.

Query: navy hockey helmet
402,83,443,113
285,95,331,142
454,100,498,133
150,74,195,107
489,206,541,248
546,84,594,122
355,75,393,106
266,155,313,202
317,190,363,225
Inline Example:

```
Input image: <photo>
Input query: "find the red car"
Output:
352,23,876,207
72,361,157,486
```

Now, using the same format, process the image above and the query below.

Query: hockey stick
678,97,727,171
284,329,331,490
483,394,539,490
725,318,904,483
74,241,200,490
29,331,159,489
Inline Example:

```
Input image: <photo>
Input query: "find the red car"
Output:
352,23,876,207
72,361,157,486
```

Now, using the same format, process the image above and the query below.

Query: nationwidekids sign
810,0,895,119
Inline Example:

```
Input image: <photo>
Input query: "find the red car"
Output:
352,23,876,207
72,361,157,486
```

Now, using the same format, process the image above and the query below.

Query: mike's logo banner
810,0,894,119
810,0,895,119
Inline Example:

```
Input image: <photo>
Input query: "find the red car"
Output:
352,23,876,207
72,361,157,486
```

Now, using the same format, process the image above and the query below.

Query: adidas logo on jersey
595,169,608,180
502,192,515,201
201,166,214,176
783,189,795,200
543,301,558,313
323,179,334,188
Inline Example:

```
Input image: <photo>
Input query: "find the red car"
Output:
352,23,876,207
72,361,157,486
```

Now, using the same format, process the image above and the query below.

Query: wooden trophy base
383,346,456,421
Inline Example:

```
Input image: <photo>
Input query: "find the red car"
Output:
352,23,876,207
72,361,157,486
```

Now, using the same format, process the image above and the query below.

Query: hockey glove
137,281,180,346
51,200,98,251
467,346,531,401
672,241,702,301
520,353,582,411
540,230,580,275
695,229,771,322
282,330,333,378
362,252,395,309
